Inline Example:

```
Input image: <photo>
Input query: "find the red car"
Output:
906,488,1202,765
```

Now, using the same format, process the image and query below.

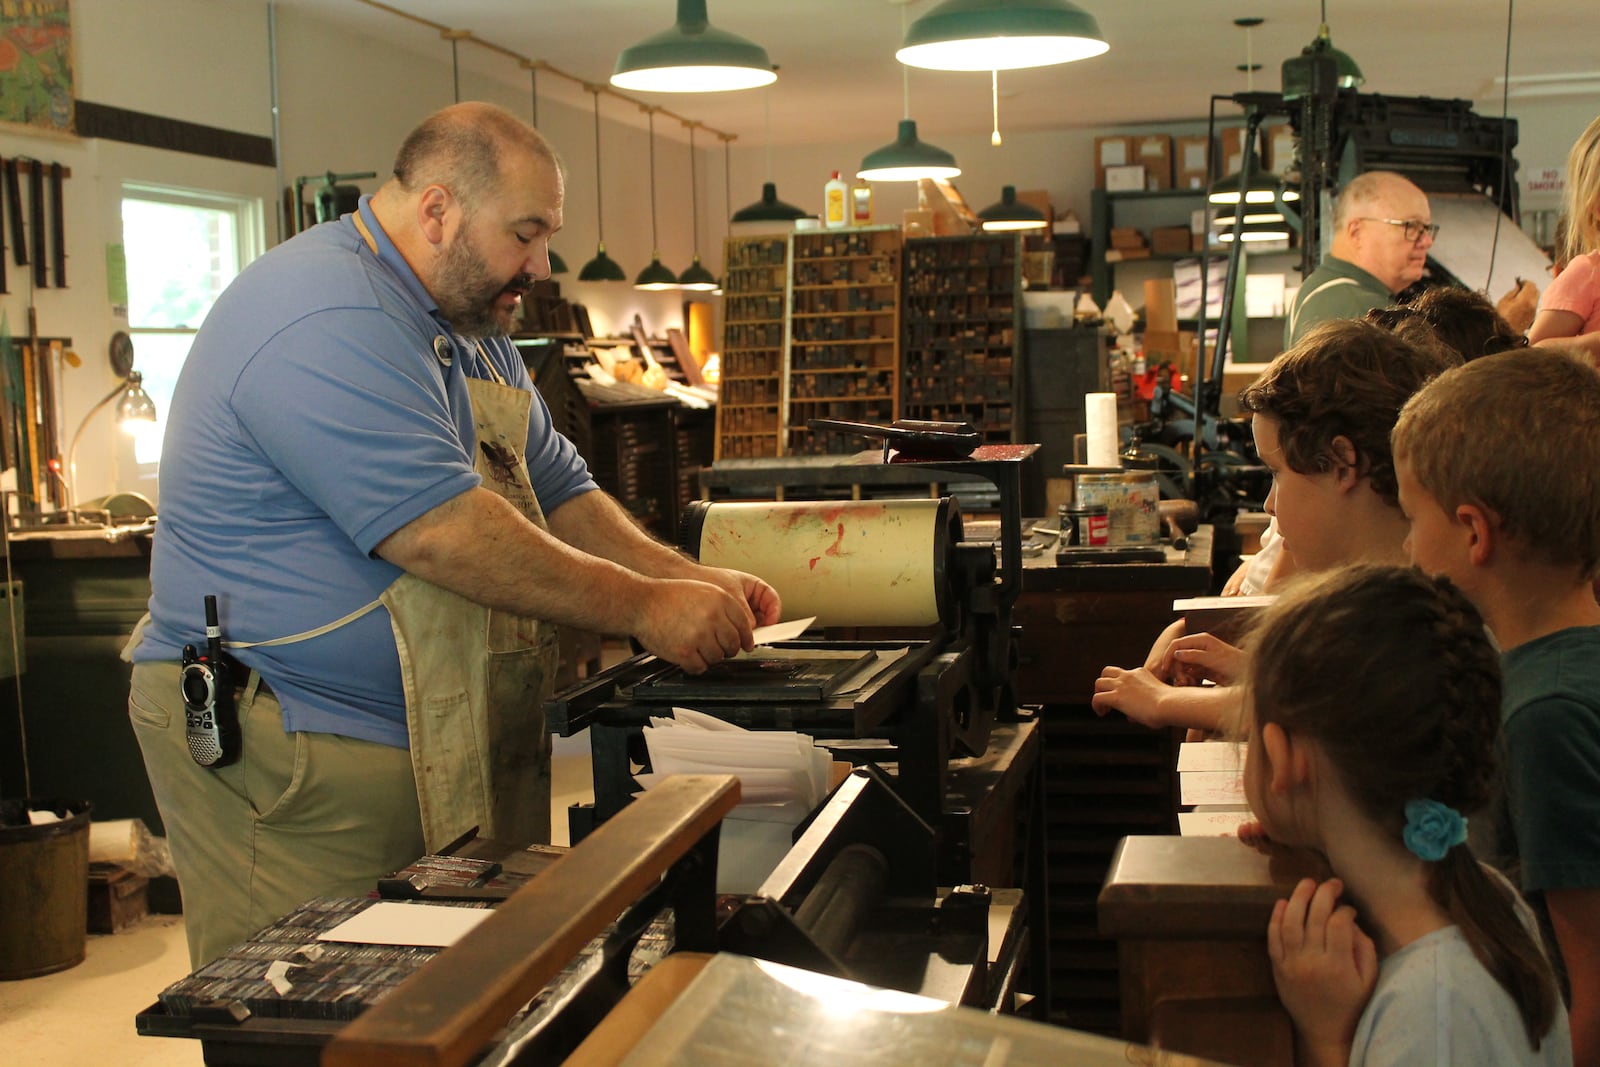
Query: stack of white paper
636,708,836,892
1177,740,1251,837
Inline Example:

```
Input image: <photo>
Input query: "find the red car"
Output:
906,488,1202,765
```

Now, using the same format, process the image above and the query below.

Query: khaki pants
128,661,425,968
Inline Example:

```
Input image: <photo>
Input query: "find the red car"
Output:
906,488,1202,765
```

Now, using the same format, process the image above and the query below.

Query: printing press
135,442,1055,1065
549,442,1039,850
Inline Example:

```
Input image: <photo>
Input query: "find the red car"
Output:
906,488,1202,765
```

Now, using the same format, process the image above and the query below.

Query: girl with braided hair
1241,564,1570,1066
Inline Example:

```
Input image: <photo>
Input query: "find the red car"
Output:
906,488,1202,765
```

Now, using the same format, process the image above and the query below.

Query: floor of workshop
0,731,597,1065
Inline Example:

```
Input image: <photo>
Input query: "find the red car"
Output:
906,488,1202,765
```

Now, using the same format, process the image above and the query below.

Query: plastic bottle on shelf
823,170,848,229
850,178,873,226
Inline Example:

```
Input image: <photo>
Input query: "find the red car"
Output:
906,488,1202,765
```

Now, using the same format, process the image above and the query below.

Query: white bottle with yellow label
823,170,848,229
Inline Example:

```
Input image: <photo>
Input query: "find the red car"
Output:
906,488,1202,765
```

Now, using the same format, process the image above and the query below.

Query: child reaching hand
1242,564,1570,1066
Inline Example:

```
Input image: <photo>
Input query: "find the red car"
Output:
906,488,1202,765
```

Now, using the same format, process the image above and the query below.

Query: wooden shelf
717,234,790,460
900,233,1024,445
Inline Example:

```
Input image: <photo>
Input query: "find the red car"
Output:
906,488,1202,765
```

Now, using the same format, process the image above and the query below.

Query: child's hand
1237,818,1272,851
1142,618,1188,680
1267,877,1378,1066
1161,632,1245,687
1092,666,1173,728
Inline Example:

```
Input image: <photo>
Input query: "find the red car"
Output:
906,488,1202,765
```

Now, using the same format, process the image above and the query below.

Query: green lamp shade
548,249,568,275
678,255,720,291
612,0,777,92
857,120,961,182
579,244,628,282
635,255,681,290
978,185,1048,231
897,0,1110,72
732,181,810,222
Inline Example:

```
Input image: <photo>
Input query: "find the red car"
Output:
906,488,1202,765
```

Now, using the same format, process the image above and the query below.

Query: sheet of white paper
1179,810,1251,837
1177,740,1247,772
1179,769,1248,807
752,616,817,645
317,901,491,948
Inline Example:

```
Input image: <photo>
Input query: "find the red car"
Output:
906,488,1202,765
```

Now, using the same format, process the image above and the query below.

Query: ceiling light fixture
678,123,721,291
635,109,681,290
897,0,1109,72
859,2,961,183
524,61,566,275
1210,19,1300,212
732,86,810,222
612,0,777,93
579,89,628,282
978,185,1047,231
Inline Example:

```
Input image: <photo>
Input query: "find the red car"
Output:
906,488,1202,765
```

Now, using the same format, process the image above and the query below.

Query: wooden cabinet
716,235,788,460
784,226,902,456
901,233,1024,443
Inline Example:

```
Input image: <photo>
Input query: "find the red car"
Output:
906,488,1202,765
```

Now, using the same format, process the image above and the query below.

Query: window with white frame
120,184,263,462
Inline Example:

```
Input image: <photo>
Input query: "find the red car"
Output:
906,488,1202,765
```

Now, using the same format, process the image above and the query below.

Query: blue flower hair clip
1402,798,1468,861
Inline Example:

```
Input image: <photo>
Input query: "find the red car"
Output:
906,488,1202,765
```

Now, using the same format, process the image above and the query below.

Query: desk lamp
67,330,157,518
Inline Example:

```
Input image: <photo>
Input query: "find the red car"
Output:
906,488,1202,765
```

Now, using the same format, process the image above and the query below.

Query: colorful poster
0,0,75,136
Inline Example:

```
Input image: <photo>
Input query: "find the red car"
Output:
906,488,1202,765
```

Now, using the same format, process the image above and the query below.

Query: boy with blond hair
1392,346,1600,1067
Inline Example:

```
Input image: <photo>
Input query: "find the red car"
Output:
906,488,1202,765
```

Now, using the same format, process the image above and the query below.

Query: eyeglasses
1359,217,1441,243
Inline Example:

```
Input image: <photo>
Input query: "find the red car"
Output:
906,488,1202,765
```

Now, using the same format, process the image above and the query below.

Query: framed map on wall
0,0,75,136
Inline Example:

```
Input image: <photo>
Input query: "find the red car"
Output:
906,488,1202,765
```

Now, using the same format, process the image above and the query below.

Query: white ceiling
259,0,1598,148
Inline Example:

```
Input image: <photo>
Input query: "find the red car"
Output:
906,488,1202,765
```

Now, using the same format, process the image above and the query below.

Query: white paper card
317,901,491,948
752,616,817,645
1180,769,1247,806
1100,140,1128,167
1179,810,1251,837
1177,740,1247,772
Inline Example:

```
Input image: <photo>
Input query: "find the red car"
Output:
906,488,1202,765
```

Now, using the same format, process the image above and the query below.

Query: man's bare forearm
374,486,657,634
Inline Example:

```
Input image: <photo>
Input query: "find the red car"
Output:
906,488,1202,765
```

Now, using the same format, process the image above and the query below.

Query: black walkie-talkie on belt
181,595,241,768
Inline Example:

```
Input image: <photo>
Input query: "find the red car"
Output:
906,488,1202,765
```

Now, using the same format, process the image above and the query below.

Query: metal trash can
0,798,92,979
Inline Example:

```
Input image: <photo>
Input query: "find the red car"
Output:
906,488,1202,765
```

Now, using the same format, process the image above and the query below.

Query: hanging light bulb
635,108,682,290
897,0,1109,72
859,2,960,182
612,0,777,92
990,69,1003,147
579,89,628,282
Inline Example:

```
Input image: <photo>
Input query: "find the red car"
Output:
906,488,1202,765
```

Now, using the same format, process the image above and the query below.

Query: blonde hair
1392,347,1600,578
1561,115,1600,264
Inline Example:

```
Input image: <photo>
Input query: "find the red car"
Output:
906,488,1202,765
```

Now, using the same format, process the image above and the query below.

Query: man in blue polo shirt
127,101,780,967
1284,170,1436,346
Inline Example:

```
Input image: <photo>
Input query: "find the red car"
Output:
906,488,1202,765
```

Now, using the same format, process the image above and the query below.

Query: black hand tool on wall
28,158,46,288
49,162,65,288
4,158,25,268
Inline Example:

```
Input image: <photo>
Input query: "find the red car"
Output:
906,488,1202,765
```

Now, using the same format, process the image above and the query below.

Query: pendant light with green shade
579,88,627,282
612,0,777,93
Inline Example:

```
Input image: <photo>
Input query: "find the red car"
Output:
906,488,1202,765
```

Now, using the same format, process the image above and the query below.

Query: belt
221,653,272,697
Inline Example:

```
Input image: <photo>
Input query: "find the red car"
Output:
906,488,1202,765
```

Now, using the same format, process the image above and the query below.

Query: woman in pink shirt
1530,115,1600,364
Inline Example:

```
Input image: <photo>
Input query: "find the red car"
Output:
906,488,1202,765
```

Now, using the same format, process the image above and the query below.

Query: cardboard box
1176,134,1213,189
1151,225,1192,255
1094,135,1136,188
1110,226,1147,250
1134,134,1173,190
1105,164,1146,192
1144,278,1178,333
1017,189,1054,234
1264,124,1296,178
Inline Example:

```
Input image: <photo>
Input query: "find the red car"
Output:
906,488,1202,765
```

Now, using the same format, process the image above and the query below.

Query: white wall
0,0,1592,508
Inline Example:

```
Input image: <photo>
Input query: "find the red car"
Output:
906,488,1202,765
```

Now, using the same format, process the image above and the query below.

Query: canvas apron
212,214,559,850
